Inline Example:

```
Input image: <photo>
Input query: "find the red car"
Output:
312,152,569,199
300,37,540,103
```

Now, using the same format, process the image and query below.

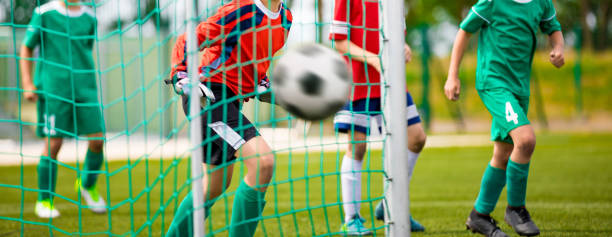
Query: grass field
1,133,611,236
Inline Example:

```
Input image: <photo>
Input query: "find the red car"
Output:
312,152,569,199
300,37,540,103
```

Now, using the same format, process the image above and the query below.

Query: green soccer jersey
460,0,561,97
22,1,97,99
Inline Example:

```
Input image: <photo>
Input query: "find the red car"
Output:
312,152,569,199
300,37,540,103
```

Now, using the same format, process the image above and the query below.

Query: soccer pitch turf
0,133,611,236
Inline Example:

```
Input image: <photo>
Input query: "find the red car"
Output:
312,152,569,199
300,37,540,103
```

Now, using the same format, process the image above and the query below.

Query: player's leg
333,98,372,235
466,89,529,237
474,141,512,216
166,138,267,237
75,99,107,212
81,133,104,188
406,123,427,232
466,141,513,237
228,136,274,237
405,93,426,182
343,130,367,219
75,132,107,213
375,92,427,231
166,164,234,237
35,95,65,218
35,137,63,218
405,92,427,232
505,124,540,236
338,130,373,235
506,125,536,206
39,137,63,201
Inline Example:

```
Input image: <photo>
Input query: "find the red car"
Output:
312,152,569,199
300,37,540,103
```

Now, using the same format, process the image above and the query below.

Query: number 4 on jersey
505,102,519,125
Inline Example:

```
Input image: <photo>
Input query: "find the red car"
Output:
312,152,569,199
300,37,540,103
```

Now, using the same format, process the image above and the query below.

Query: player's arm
19,45,37,102
444,29,471,101
20,9,42,102
333,39,381,72
548,31,564,68
333,40,412,73
540,0,564,68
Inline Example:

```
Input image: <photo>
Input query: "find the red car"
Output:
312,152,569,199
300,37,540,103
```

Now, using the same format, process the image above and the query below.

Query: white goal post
381,1,411,236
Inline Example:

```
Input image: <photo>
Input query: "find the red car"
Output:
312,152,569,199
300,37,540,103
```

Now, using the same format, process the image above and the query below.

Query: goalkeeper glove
257,77,275,104
165,71,216,103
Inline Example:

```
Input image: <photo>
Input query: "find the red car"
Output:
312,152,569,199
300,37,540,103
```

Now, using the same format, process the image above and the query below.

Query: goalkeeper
165,0,291,236
20,0,106,219
445,0,564,236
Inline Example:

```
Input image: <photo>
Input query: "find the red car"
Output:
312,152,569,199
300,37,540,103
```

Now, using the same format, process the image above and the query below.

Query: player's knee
88,140,104,153
49,142,62,152
514,134,536,155
207,184,227,200
258,154,275,180
349,143,367,161
409,132,427,153
45,139,63,157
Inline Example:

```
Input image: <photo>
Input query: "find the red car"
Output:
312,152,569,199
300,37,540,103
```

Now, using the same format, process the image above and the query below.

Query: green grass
1,133,612,236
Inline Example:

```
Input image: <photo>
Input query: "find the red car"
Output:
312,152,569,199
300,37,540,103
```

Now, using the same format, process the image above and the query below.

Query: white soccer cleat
76,179,107,214
35,199,60,219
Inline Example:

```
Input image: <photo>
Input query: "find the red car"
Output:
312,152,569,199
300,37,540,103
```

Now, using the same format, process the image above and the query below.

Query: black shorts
181,83,259,165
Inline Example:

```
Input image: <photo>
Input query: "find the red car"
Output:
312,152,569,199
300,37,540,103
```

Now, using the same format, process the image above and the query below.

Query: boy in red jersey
165,0,291,236
330,0,427,235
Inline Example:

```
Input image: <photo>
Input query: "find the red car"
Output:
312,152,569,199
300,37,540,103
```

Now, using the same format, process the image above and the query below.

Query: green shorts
477,88,530,144
36,93,104,138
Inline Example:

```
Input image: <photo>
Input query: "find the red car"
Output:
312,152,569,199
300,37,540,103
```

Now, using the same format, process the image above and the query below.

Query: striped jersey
171,0,292,97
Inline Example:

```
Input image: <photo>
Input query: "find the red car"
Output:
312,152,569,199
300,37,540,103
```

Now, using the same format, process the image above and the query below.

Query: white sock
341,155,363,222
407,149,420,181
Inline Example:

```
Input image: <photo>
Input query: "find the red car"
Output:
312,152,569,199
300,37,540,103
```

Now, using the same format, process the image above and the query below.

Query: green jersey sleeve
539,0,561,35
23,10,42,49
460,0,493,33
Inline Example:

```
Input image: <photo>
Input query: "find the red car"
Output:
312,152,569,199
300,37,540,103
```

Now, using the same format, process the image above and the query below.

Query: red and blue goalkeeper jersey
329,0,381,102
171,0,292,97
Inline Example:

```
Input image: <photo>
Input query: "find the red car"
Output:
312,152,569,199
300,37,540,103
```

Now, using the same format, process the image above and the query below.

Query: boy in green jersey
445,0,564,236
20,0,106,218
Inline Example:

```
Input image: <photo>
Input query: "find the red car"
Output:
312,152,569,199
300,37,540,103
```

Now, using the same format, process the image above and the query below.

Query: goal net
0,0,407,236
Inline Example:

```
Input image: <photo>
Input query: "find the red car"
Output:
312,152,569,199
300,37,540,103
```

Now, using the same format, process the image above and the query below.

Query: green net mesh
0,0,389,236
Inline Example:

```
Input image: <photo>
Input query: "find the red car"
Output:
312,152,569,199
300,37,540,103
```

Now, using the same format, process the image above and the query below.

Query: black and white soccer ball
272,43,351,121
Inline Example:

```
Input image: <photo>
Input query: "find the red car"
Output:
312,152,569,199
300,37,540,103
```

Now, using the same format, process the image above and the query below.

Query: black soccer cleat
466,209,509,237
505,206,540,236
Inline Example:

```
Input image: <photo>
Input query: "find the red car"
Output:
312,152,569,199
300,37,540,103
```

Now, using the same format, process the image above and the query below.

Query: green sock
166,191,214,237
82,149,104,188
37,156,58,201
507,160,530,207
229,181,266,237
474,164,506,215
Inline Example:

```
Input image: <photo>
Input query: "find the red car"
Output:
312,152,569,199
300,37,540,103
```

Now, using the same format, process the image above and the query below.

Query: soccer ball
272,43,351,121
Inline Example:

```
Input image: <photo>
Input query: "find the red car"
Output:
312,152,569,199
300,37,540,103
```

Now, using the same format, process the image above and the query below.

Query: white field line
0,129,490,166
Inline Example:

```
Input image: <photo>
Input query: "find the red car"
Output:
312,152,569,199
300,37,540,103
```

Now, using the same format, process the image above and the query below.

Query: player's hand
23,85,37,102
404,44,412,63
444,76,461,101
549,47,565,68
175,78,215,102
257,77,275,104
